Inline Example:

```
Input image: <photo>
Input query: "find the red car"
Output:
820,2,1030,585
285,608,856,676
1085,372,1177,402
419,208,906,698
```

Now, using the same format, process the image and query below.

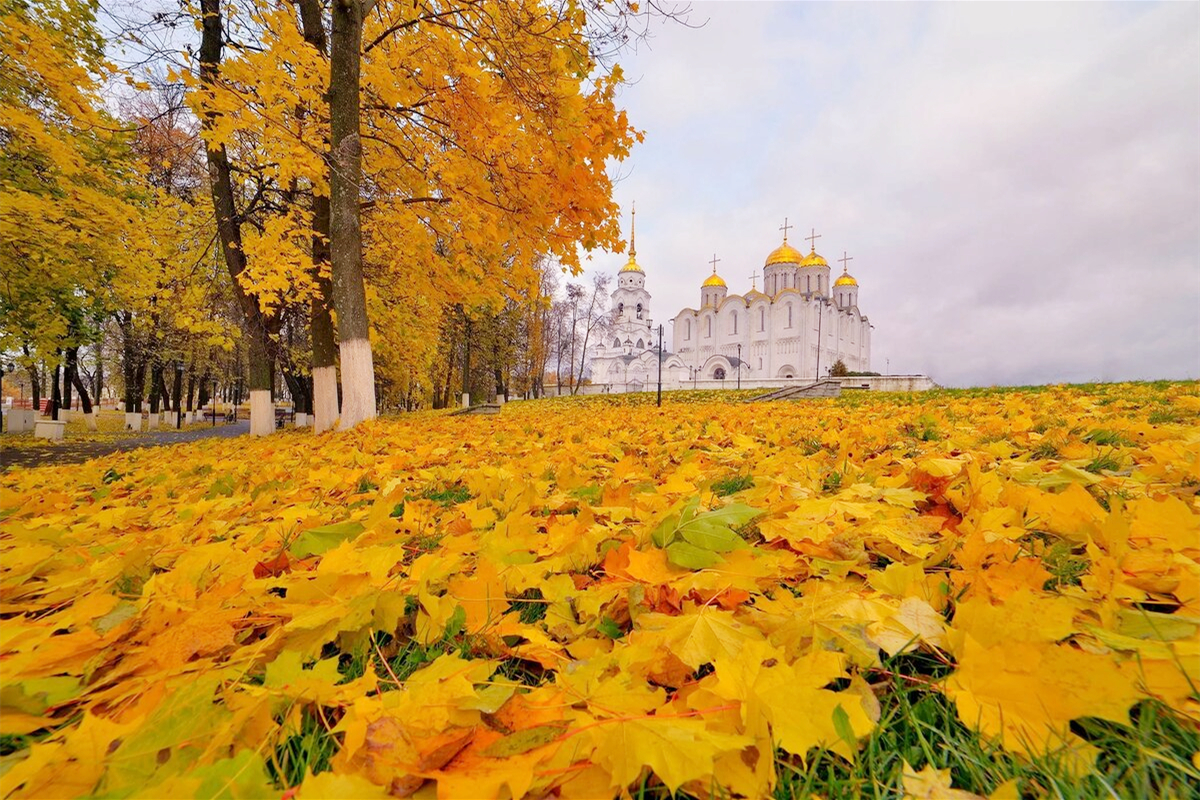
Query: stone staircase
449,403,503,416
749,379,844,402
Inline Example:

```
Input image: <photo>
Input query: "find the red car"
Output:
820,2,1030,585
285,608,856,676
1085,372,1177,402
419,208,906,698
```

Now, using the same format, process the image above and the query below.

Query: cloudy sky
585,1,1199,387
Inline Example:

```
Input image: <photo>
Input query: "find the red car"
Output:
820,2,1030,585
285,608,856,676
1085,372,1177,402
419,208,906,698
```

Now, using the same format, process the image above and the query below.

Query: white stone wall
670,279,871,381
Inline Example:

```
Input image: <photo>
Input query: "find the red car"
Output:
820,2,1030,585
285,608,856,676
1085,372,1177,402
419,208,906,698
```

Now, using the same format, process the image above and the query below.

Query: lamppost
656,324,663,407
0,362,13,432
174,362,184,429
736,343,742,390
211,378,218,428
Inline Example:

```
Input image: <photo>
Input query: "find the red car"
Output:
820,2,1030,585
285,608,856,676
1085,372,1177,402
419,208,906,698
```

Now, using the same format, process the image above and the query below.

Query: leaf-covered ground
1,383,1198,799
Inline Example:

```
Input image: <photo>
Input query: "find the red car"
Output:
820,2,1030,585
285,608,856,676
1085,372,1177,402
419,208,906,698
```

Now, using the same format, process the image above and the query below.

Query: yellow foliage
0,382,1197,797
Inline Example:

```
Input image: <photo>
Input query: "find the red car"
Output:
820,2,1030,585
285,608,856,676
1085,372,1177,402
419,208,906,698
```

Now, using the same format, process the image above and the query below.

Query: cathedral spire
629,201,636,259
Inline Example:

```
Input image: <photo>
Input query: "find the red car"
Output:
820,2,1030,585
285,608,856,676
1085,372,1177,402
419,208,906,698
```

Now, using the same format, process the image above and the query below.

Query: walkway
1,421,250,471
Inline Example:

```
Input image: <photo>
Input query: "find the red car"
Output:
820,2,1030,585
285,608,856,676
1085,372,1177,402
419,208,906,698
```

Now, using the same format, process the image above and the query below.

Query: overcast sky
585,1,1199,387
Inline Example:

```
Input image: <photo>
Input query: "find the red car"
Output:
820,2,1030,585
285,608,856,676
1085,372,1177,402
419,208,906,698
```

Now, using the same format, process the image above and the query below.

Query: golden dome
702,271,727,288
765,241,804,266
620,257,644,274
834,272,858,287
800,249,828,268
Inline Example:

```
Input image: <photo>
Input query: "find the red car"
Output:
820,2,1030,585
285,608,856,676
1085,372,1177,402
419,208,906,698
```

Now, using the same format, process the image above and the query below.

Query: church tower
701,255,728,308
833,251,859,309
763,218,803,295
610,204,654,351
798,227,832,297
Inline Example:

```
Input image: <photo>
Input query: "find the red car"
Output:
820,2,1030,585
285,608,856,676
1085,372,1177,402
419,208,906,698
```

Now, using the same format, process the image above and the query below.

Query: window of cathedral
786,304,793,327
636,303,643,319
685,319,691,340
706,318,712,337
618,303,624,315
613,338,620,348
714,367,726,380
637,338,644,349
732,312,738,334
759,308,765,331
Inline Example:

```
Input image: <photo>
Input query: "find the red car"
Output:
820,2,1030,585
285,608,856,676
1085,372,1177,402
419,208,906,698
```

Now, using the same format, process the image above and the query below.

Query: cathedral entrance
713,367,726,380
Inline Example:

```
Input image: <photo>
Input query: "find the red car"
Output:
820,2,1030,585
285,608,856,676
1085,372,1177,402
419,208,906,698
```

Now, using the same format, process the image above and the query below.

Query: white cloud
598,1,1199,386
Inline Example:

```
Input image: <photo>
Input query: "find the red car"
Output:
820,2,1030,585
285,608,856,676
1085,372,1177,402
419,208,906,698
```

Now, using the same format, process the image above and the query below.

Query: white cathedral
588,213,872,392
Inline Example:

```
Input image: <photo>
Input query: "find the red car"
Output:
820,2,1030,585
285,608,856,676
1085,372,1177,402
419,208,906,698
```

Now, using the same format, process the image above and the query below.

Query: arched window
618,303,624,315
805,275,811,294
786,304,793,328
613,338,621,348
685,319,691,340
636,338,644,349
714,367,726,380
706,317,712,337
636,303,643,319
731,311,738,334
759,307,765,331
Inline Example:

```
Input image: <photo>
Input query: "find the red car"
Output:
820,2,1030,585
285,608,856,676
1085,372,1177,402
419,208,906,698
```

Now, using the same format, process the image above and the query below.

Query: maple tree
184,0,646,425
1,382,1196,798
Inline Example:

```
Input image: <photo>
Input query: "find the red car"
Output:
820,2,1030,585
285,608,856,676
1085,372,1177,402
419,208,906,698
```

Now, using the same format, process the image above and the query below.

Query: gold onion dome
800,249,828,268
620,256,643,274
834,272,858,287
765,240,804,266
703,271,727,288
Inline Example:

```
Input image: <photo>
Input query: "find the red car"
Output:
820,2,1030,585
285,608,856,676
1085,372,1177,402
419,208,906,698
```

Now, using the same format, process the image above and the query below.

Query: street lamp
175,362,184,429
736,343,741,390
211,378,218,428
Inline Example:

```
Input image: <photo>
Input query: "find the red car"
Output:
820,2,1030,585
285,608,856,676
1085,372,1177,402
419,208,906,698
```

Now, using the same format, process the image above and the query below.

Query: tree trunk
62,349,74,412
171,363,183,416
199,0,277,436
294,0,340,432
329,0,376,427
95,357,103,408
69,361,96,429
462,316,472,406
50,360,61,420
148,362,162,414
186,369,196,411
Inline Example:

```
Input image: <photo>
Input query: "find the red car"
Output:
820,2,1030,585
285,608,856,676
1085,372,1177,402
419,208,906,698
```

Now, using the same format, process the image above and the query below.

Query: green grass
266,707,339,788
712,474,754,497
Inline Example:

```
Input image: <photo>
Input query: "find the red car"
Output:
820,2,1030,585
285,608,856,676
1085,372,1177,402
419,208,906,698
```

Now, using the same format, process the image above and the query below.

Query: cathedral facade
587,217,873,391
672,224,872,383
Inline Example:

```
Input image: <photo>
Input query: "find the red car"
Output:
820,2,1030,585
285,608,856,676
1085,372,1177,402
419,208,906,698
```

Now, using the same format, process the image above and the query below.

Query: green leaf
679,524,746,553
288,521,365,558
831,704,857,752
444,604,467,638
193,750,276,799
482,723,567,757
597,616,625,639
666,541,724,570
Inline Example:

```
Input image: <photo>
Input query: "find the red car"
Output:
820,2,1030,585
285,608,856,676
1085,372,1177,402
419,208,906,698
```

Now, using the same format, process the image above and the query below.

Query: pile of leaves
1,382,1197,799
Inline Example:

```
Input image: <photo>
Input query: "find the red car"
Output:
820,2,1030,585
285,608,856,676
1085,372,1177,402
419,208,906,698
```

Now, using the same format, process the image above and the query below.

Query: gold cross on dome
806,228,822,252
709,254,721,272
779,217,792,242
839,251,853,272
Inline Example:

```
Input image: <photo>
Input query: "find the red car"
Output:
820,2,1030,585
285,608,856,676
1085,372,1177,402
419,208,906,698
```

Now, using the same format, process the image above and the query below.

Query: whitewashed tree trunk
312,365,338,432
84,411,97,431
249,390,274,436
337,339,375,428
124,412,141,431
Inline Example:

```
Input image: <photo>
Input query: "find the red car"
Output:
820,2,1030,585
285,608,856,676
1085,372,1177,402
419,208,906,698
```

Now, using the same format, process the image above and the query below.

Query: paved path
1,421,251,471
